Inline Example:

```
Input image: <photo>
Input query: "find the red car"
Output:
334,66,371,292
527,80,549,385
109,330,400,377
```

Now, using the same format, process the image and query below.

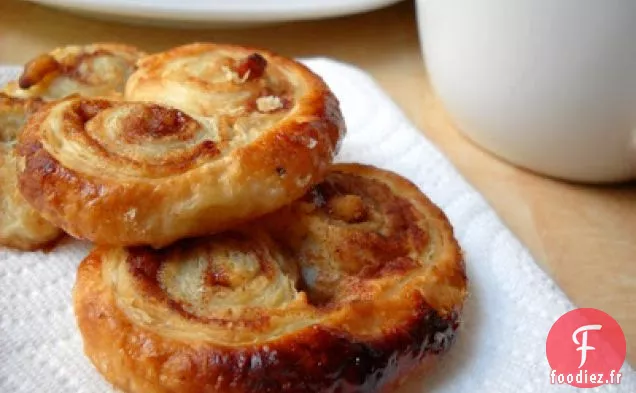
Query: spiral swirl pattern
74,164,467,393
17,43,345,247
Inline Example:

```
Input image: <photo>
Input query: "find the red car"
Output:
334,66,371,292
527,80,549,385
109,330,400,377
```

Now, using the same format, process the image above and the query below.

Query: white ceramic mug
416,0,636,183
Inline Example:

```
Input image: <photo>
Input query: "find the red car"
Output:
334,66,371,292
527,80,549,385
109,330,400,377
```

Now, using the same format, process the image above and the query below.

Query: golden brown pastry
0,94,62,250
0,43,145,250
73,164,467,393
17,43,345,248
3,43,144,100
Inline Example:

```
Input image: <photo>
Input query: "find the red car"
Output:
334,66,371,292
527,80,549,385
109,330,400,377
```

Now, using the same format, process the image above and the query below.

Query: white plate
22,0,404,26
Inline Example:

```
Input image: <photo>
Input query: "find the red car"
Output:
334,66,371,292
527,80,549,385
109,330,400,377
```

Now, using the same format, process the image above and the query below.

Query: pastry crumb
256,95,283,113
328,195,367,223
221,65,248,84
295,174,312,188
124,208,137,220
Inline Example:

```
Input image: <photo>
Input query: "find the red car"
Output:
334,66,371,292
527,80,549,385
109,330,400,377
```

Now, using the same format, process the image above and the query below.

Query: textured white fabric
0,60,633,392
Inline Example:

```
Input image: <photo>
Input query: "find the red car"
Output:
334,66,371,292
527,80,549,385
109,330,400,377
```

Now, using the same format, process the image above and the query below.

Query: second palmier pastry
0,94,62,250
73,164,467,393
17,43,345,248
3,43,144,100
0,43,145,251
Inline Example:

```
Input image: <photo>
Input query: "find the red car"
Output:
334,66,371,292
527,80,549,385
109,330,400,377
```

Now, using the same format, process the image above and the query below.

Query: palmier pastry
73,164,467,393
3,43,144,100
0,94,62,250
17,43,345,247
0,43,144,250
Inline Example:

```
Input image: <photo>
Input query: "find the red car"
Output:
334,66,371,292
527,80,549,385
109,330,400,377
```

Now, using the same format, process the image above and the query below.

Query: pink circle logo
546,308,626,388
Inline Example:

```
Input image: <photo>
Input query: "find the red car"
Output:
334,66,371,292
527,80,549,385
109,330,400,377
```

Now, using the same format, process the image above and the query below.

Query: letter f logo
572,324,602,368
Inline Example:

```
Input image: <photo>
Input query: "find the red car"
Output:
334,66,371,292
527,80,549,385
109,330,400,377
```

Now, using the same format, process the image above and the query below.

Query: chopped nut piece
18,54,61,89
235,53,267,80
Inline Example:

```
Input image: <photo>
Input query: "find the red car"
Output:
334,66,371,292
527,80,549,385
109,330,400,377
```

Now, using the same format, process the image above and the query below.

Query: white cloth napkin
0,60,633,393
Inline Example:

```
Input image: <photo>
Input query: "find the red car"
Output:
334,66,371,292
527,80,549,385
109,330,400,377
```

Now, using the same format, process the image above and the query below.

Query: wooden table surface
1,0,634,366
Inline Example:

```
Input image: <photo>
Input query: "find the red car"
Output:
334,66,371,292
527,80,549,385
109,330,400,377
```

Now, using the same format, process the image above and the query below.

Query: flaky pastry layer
17,43,345,247
74,164,467,393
